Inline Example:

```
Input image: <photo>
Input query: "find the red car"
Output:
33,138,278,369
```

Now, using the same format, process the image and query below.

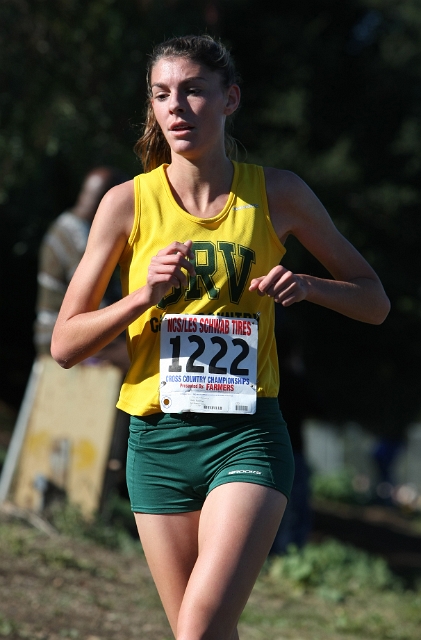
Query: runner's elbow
50,335,73,369
368,292,391,325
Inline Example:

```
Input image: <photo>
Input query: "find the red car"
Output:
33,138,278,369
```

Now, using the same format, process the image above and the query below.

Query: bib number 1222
168,334,250,376
159,314,258,414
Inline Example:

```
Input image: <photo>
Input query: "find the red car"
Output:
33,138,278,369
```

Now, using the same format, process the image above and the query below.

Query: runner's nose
169,90,185,114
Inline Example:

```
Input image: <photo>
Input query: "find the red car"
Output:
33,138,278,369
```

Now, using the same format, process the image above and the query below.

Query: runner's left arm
249,169,390,325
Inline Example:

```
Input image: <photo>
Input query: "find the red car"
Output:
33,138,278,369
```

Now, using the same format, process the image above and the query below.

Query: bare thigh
134,510,200,636
136,482,287,640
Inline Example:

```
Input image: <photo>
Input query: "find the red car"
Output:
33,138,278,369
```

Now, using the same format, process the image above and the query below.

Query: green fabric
126,398,294,513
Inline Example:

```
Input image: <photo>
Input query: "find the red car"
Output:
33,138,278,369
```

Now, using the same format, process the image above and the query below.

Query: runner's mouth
170,124,193,131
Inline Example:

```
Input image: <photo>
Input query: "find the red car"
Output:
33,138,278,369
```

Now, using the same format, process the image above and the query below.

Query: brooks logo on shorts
228,470,262,475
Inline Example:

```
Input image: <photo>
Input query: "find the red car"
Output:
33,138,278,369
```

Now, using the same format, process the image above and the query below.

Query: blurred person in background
34,166,129,369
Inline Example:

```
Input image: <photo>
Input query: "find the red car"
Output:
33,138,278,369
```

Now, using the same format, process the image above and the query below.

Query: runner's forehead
150,57,213,86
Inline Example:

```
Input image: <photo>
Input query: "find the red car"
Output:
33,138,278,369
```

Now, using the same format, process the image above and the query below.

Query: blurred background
1,0,420,528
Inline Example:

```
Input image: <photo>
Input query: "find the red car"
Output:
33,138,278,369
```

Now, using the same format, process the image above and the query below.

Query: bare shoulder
264,166,306,199
263,166,336,241
91,179,135,240
263,166,381,282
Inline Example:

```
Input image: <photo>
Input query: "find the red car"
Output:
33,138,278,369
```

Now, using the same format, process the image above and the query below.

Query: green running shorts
126,398,294,513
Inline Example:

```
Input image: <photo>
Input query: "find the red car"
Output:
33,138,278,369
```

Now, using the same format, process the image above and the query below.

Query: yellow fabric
117,161,286,416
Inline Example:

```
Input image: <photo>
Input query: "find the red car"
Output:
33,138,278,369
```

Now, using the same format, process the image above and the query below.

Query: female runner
52,35,390,640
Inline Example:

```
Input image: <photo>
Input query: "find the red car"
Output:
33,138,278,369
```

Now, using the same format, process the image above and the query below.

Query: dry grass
0,515,420,640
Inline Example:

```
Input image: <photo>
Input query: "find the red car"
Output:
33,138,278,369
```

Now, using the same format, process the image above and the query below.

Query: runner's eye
154,93,168,101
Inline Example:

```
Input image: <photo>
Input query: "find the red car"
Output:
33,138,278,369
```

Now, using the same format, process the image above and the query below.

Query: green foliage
0,614,16,637
47,498,139,554
0,0,141,199
269,538,400,601
0,0,216,201
38,546,107,574
311,468,359,503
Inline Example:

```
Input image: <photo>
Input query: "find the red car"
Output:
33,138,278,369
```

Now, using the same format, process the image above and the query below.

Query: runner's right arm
51,182,195,368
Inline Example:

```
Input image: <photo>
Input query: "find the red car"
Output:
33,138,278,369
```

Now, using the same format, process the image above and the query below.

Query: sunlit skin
150,57,238,164
50,53,390,640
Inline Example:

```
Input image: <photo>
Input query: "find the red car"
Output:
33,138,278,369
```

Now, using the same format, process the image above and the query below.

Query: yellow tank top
117,161,286,416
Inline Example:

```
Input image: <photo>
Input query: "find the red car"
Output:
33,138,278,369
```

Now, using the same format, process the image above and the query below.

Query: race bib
159,314,258,414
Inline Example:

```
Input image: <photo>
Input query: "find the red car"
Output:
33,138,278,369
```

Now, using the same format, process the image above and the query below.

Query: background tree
1,0,419,436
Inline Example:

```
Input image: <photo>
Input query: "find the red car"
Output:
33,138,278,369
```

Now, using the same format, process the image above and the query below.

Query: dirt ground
1,411,421,640
0,512,172,640
2,500,421,640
